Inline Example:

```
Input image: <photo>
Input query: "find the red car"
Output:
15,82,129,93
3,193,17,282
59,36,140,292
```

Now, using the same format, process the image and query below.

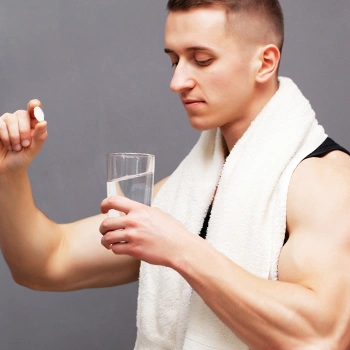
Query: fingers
101,230,129,250
0,100,45,152
100,197,151,254
0,117,11,150
100,217,130,250
7,114,21,151
17,110,32,148
100,196,145,215
1,111,32,151
99,216,127,235
30,120,48,151
27,99,42,120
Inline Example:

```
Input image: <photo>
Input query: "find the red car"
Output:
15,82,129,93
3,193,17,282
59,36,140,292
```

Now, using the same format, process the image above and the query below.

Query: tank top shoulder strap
303,137,350,160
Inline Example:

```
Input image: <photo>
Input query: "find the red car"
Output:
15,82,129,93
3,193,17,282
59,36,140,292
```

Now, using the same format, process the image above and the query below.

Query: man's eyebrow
164,46,213,54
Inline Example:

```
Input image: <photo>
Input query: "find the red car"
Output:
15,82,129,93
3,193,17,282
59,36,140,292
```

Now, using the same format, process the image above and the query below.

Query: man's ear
255,45,280,83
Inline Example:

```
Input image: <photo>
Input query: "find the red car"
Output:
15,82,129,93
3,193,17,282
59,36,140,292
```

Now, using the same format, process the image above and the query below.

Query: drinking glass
107,153,155,217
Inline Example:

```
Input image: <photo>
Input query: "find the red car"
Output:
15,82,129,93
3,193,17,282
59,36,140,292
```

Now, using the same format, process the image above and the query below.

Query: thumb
30,121,48,152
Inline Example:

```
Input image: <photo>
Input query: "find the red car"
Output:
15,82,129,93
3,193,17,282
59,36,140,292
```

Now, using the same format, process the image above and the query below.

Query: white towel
134,77,327,350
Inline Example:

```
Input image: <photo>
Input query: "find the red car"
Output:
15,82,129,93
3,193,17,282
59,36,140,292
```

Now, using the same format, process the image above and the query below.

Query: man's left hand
100,196,193,267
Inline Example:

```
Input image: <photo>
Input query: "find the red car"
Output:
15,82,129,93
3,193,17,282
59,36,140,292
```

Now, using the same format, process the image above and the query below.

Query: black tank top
199,137,350,241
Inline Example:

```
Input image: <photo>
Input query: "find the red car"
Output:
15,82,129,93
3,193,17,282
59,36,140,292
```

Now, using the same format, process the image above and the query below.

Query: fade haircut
166,0,284,53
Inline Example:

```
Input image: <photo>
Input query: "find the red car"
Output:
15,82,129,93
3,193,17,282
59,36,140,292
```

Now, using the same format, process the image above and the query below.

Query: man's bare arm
0,101,139,291
0,175,167,291
173,152,350,349
36,177,168,291
0,100,168,291
100,152,350,349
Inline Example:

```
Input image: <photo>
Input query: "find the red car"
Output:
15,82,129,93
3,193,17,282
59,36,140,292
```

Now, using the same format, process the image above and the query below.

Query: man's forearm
0,171,63,286
174,237,344,349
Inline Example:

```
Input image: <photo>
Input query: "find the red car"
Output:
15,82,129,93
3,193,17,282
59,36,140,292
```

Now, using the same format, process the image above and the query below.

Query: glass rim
107,152,154,158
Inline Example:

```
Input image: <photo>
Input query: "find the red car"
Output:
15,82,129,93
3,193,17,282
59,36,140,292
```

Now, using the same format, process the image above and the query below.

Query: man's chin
188,117,215,131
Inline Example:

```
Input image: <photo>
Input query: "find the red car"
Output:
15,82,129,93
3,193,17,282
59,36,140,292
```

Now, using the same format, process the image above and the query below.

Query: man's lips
182,99,206,107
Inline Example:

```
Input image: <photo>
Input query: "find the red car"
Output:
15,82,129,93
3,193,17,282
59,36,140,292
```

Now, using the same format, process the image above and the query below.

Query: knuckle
104,232,117,245
18,124,31,135
111,244,124,255
137,207,153,221
129,244,142,257
15,109,26,116
0,119,7,130
1,113,12,121
6,115,19,127
139,205,150,214
126,217,139,229
100,219,110,233
101,233,111,244
152,207,163,215
102,236,110,246
14,110,29,123
107,196,117,206
8,125,20,138
101,236,109,248
0,134,9,144
123,230,133,242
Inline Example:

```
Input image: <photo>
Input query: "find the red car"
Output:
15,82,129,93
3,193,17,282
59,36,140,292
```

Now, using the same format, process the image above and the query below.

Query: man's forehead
166,7,228,30
165,7,230,48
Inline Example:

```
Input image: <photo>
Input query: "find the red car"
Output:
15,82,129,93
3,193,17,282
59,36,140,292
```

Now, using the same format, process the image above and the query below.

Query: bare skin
0,103,165,291
1,6,350,350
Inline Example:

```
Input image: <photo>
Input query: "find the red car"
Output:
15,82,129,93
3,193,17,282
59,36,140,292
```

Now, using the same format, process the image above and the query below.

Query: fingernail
13,144,22,152
22,140,30,147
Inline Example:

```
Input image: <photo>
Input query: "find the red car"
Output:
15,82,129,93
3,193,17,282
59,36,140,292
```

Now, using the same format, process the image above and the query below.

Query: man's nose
169,64,195,93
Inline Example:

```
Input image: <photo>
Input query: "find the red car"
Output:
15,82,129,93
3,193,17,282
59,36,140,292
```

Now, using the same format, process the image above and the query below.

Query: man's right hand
0,99,48,174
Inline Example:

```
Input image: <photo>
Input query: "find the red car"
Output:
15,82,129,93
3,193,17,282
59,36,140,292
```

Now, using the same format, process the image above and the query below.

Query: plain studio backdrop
0,1,349,349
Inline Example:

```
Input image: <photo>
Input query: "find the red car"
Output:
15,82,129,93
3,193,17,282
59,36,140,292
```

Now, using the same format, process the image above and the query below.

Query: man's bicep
279,158,350,349
278,222,350,348
281,156,350,287
44,214,140,291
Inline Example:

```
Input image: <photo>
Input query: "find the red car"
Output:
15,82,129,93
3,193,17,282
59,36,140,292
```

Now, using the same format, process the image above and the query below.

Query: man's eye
195,59,211,67
171,62,178,68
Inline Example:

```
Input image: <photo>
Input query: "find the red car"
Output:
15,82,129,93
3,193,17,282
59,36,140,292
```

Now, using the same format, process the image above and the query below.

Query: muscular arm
0,163,140,291
101,152,350,349
173,152,350,349
0,100,169,292
0,170,168,291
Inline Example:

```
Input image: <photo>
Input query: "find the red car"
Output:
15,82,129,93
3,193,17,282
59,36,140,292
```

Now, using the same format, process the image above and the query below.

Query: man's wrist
0,169,29,188
171,234,209,279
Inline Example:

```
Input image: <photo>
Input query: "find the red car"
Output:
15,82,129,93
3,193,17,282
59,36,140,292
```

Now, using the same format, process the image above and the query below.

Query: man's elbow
10,266,62,291
12,273,49,291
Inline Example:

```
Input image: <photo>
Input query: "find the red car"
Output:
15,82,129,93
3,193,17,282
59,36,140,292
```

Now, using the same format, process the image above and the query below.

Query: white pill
34,107,45,122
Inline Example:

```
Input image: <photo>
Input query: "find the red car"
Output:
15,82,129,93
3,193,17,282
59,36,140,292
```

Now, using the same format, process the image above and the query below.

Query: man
0,0,350,349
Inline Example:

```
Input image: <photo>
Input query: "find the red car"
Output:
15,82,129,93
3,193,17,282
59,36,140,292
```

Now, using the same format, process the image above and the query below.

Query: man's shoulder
287,150,350,234
291,150,350,193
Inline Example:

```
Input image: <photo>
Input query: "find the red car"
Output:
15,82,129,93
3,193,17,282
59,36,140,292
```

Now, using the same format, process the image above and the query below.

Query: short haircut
166,0,284,53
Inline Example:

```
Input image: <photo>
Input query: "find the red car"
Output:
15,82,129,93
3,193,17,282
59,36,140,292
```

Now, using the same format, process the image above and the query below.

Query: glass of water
107,153,155,217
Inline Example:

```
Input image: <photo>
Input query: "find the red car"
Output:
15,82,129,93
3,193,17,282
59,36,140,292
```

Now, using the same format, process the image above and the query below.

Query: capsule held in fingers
33,107,45,122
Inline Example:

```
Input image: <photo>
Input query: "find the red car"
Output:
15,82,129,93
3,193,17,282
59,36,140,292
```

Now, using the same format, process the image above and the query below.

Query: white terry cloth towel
134,77,327,350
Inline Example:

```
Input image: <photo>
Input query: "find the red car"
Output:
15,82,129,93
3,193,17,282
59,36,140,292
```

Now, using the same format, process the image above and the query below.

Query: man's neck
221,79,279,152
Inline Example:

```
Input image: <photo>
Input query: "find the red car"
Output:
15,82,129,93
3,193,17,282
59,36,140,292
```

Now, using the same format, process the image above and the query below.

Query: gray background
0,0,349,349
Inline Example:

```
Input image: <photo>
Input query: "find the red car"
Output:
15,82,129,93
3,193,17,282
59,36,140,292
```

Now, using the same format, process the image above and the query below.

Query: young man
0,0,350,349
